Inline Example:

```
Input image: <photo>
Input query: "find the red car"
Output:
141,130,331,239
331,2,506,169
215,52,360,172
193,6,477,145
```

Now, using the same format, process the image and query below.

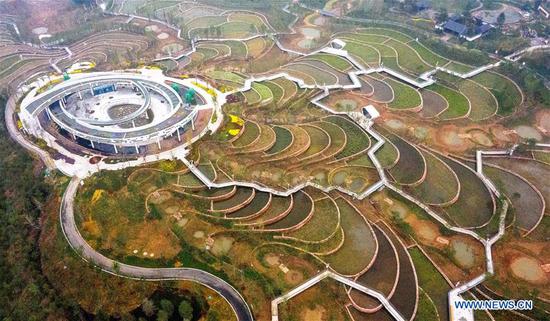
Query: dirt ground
535,109,550,136
489,241,550,301
7,0,95,36
379,114,519,153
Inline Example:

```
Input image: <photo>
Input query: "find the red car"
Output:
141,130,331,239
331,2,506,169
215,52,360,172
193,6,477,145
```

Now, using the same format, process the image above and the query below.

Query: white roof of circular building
20,72,203,146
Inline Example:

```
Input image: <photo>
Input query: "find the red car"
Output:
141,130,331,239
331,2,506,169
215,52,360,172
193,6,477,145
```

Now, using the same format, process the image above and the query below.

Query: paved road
5,93,252,321
4,94,57,169
60,176,253,321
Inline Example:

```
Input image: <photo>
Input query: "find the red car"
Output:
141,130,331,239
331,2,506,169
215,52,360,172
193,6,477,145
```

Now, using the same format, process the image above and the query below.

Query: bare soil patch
265,253,280,266
510,256,547,284
157,32,170,40
301,305,326,321
285,270,304,285
468,129,494,147
435,125,469,152
535,109,550,135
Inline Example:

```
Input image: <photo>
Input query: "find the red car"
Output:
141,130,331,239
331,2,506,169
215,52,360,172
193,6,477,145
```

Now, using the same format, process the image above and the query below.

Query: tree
156,310,169,321
497,12,506,26
178,299,194,321
142,299,157,317
437,8,448,23
207,311,220,321
160,299,174,317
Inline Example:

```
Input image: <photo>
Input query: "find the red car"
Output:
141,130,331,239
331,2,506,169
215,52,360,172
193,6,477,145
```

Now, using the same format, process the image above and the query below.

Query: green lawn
444,61,474,73
207,70,245,84
305,53,352,72
408,41,449,67
472,72,521,115
409,247,450,320
252,83,273,102
288,197,340,242
243,87,261,104
358,27,413,43
285,63,337,86
459,80,498,121
229,12,268,29
233,121,260,147
429,84,470,119
186,16,227,31
341,32,389,44
385,78,422,109
226,41,248,59
344,41,380,65
219,21,257,38
385,39,432,74
263,81,284,104
196,47,219,60
272,77,298,103
325,116,371,159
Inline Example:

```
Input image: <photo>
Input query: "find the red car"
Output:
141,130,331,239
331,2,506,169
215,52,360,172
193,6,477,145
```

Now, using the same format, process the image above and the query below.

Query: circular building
19,72,206,156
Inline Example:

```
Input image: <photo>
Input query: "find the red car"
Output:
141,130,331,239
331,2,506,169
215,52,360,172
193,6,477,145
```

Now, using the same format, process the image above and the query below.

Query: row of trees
141,298,194,321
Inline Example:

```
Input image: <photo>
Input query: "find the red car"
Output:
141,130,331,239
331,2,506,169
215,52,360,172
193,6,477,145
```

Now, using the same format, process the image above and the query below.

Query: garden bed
227,191,271,219
265,191,313,230
419,89,448,118
325,115,371,160
439,156,494,228
287,196,340,243
409,148,460,206
321,198,377,276
386,134,426,186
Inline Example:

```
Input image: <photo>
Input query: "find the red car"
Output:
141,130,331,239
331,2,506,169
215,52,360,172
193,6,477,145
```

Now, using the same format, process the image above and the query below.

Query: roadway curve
60,176,254,321
4,96,254,321
5,94,56,169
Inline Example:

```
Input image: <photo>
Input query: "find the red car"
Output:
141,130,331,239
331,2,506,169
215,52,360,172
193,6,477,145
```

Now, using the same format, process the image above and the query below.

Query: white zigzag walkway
7,4,530,320
180,39,515,321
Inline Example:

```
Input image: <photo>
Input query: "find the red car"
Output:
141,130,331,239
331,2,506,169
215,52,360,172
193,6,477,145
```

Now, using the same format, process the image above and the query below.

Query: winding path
4,96,253,321
60,176,254,321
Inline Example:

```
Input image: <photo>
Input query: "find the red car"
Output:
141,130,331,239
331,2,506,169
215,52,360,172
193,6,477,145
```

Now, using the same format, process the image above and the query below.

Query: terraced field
10,3,545,320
